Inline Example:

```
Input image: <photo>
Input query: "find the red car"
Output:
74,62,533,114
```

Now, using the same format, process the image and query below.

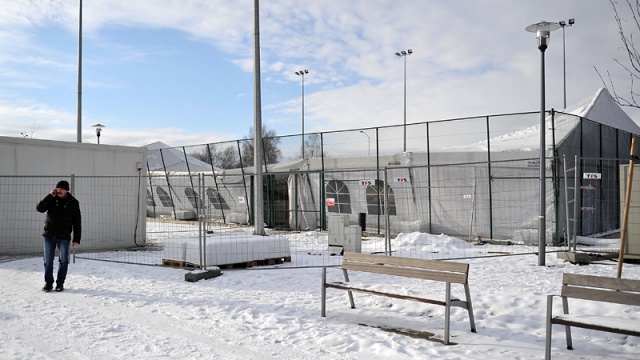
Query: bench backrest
342,252,469,284
561,273,640,306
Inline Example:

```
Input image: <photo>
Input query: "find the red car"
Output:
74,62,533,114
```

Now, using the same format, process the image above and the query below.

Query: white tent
146,141,214,172
280,88,640,241
144,88,640,243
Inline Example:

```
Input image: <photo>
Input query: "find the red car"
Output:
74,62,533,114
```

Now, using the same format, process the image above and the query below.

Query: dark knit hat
56,180,70,191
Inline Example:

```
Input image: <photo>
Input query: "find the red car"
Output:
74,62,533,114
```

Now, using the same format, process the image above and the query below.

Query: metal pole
253,0,265,236
198,173,203,268
562,25,566,109
301,74,305,158
77,0,82,143
360,131,370,156
539,48,547,266
403,55,407,152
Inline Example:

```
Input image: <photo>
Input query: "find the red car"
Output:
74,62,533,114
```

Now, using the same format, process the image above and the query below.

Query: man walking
36,180,82,292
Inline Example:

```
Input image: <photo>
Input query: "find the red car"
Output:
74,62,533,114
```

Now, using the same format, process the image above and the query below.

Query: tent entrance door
265,174,291,229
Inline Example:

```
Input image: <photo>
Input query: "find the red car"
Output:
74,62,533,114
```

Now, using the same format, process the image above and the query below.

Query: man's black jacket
36,193,82,244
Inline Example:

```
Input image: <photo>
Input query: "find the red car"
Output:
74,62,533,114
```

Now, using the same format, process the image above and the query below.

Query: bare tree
303,132,326,159
189,148,213,164
189,144,241,169
598,0,640,108
217,146,241,169
21,120,40,138
241,126,283,166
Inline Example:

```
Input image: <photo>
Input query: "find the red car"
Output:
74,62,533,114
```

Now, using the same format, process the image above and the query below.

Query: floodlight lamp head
395,52,401,56
559,20,566,26
401,50,407,55
568,18,575,25
407,49,413,54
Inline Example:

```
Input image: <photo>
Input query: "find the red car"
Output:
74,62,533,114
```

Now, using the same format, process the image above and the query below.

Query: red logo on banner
326,198,335,206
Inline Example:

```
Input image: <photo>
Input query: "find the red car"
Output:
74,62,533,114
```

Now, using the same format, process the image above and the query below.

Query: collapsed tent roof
146,141,215,172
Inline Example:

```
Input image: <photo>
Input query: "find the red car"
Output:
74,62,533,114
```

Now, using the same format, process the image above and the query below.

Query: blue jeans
43,237,71,286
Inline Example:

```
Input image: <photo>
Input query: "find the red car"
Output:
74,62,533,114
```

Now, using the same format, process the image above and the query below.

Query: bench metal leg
444,282,451,345
561,296,572,350
342,269,355,309
464,283,476,332
545,295,553,360
321,267,327,317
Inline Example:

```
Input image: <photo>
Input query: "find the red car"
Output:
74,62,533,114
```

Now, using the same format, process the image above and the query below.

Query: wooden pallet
163,256,291,269
161,259,201,269
220,256,292,269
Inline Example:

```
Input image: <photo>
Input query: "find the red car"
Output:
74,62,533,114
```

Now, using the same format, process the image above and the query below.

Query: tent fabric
146,141,214,172
447,88,640,153
144,88,640,242
568,88,640,135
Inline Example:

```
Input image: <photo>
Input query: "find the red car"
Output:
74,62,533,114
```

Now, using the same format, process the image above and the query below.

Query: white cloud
1,0,640,147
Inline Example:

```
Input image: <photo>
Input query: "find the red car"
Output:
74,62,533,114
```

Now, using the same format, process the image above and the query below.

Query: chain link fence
3,109,640,267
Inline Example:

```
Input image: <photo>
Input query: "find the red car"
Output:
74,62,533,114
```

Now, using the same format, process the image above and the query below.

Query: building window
325,180,352,214
156,186,173,208
366,180,396,215
146,189,156,207
185,187,198,209
206,187,230,210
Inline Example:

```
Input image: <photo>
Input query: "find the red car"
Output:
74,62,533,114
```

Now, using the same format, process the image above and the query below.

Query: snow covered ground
1,232,639,359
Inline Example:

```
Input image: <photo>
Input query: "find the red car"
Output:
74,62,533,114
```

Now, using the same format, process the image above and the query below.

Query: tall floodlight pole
295,70,309,159
559,18,574,109
395,49,412,152
77,0,83,143
253,0,265,235
526,20,561,266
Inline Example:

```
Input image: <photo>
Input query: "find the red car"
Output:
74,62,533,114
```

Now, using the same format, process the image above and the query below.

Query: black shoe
55,284,64,292
42,284,53,292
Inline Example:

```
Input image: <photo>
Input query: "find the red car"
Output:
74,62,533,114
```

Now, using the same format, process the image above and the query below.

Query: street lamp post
526,20,561,266
559,18,575,109
92,123,105,144
77,0,83,143
395,49,412,152
295,70,309,159
360,130,370,156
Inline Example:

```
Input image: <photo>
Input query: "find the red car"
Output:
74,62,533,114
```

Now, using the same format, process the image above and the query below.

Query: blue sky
1,0,639,147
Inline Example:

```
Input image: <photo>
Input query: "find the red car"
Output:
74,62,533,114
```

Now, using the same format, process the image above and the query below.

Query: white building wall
0,136,147,254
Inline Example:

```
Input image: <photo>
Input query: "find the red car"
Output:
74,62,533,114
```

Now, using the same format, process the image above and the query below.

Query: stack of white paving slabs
163,235,290,266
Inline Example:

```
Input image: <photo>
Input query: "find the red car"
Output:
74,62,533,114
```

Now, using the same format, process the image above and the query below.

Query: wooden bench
545,273,640,359
321,252,476,345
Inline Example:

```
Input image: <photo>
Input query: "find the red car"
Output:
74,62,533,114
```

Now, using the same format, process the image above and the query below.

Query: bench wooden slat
562,285,640,307
343,261,468,284
546,273,640,359
321,252,476,346
344,252,469,273
562,273,640,292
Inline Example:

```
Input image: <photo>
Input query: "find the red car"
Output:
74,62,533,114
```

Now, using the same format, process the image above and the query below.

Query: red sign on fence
583,173,601,179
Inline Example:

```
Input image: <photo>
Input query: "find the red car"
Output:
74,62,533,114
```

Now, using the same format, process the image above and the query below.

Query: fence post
384,167,391,255
71,173,76,264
